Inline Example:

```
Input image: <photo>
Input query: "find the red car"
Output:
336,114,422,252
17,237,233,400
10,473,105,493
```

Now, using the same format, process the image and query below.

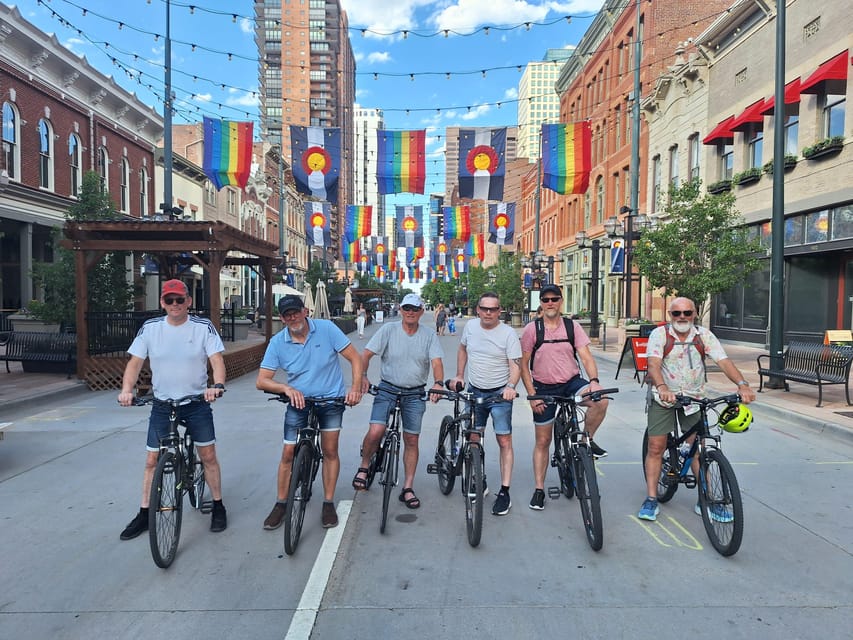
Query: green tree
490,253,524,312
29,171,134,326
632,178,762,316
421,280,455,306
465,266,489,312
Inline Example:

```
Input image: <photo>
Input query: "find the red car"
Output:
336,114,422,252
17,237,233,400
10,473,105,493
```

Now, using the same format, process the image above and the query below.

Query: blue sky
15,0,605,198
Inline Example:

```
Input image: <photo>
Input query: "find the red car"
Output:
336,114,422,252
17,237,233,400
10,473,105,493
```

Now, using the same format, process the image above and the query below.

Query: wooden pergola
63,219,280,371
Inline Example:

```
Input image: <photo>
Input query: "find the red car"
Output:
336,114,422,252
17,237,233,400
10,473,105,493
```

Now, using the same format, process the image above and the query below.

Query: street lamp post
575,231,609,339
613,206,653,320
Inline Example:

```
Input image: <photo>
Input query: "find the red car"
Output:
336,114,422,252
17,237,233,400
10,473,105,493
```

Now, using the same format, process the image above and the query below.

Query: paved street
1,315,852,639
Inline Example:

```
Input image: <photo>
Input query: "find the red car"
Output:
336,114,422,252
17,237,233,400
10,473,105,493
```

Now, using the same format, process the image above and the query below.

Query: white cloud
240,18,254,35
62,37,87,54
431,0,604,32
354,51,365,62
226,89,259,108
504,87,518,99
366,51,392,64
460,103,491,120
340,0,434,38
193,93,213,103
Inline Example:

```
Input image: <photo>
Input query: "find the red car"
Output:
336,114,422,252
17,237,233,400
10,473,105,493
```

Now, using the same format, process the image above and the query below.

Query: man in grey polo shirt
352,293,444,509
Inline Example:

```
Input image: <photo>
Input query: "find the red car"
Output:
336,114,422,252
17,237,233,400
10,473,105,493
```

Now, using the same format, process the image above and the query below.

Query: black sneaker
120,508,148,540
322,502,338,528
263,502,286,530
590,440,608,459
210,502,227,532
529,489,545,511
492,490,511,516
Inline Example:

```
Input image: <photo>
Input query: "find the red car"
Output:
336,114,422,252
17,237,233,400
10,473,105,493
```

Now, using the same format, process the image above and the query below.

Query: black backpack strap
530,318,545,370
530,316,578,370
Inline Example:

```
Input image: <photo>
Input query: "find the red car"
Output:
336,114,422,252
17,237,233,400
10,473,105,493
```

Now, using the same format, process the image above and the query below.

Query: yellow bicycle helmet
719,403,752,433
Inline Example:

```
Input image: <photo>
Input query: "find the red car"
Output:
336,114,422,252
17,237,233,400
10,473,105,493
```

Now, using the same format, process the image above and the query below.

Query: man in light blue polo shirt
256,295,363,530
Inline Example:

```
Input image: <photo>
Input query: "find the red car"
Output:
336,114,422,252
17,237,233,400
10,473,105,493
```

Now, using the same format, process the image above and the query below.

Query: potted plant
707,179,733,194
732,167,762,186
802,135,844,160
762,154,798,174
8,302,61,332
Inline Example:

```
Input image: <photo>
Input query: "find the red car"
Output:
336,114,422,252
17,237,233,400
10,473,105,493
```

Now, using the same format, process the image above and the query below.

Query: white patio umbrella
343,287,354,313
314,280,331,319
302,280,315,315
272,282,304,297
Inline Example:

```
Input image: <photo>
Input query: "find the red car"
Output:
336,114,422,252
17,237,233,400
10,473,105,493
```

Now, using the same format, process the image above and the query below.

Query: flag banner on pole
304,202,331,247
541,122,592,195
458,127,506,201
290,125,341,203
488,202,515,245
373,237,389,268
358,254,372,273
340,240,360,263
344,205,372,243
376,130,426,194
443,205,471,241
202,117,253,190
454,249,467,276
408,265,421,282
465,234,485,261
610,239,625,274
396,205,424,249
406,245,424,263
433,238,449,269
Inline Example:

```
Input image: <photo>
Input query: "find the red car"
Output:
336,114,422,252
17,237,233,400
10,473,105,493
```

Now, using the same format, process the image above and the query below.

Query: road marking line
285,499,352,640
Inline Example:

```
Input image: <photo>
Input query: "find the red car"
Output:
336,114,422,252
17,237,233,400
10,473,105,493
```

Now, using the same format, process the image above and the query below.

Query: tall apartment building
516,48,574,161
352,104,385,236
255,0,356,262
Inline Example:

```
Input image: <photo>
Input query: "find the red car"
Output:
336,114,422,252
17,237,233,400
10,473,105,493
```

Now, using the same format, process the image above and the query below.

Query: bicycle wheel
574,446,603,551
284,444,313,555
642,431,679,503
436,415,457,495
698,448,744,556
364,445,381,490
148,451,183,568
187,448,206,511
380,432,399,534
464,443,484,548
553,413,574,499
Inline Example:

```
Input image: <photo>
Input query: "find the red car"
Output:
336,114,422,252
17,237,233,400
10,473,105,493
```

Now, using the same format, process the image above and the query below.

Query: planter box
734,173,761,186
232,318,253,341
804,142,843,160
8,314,61,332
707,180,732,194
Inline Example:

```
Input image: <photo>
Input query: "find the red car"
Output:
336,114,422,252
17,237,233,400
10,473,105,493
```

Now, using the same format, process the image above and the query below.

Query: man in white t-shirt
450,291,521,516
117,279,227,540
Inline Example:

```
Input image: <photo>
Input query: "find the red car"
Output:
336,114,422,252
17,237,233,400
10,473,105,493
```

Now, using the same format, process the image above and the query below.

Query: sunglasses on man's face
163,296,186,305
540,296,561,303
670,309,694,317
401,305,421,312
478,306,500,313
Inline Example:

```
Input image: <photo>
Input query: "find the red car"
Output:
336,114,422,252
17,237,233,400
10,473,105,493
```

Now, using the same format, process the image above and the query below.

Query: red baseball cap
161,279,188,297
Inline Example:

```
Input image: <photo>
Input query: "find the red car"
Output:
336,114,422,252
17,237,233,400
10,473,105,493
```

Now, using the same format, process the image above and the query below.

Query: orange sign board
630,337,649,372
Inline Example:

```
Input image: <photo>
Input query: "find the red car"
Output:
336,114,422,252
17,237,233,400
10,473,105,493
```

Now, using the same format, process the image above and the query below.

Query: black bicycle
269,393,346,555
134,394,213,569
641,393,744,556
364,384,427,533
427,382,510,548
527,388,618,551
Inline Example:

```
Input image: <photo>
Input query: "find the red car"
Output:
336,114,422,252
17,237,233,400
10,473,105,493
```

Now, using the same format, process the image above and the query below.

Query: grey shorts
646,401,702,437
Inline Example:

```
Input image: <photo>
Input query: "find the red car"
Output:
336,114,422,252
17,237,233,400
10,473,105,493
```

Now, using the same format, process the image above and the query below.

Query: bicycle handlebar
430,387,515,404
527,387,619,405
131,393,208,407
264,390,347,406
366,384,428,399
673,393,741,408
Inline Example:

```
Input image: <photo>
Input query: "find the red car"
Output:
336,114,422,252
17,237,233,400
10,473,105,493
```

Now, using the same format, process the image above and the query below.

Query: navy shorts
531,376,590,426
146,400,215,451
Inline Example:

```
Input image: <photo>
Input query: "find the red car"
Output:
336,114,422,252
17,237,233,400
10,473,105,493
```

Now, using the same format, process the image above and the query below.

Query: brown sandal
352,468,369,491
398,487,420,509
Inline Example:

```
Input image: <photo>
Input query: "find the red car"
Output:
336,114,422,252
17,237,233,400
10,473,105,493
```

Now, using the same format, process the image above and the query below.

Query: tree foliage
491,253,524,312
632,178,762,314
29,172,135,325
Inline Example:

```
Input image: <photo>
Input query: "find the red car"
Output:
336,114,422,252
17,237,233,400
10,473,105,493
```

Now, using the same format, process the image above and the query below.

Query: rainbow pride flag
376,130,426,194
344,205,372,243
202,117,253,190
541,122,592,195
443,205,471,241
340,240,360,263
465,234,485,261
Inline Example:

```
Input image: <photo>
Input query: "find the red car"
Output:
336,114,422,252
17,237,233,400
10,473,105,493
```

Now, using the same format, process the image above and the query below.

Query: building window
2,102,19,180
139,167,149,217
784,114,799,155
584,191,591,229
119,158,131,213
688,134,700,180
205,180,217,205
68,133,82,196
595,175,604,224
823,93,845,138
668,144,678,190
38,119,54,190
719,144,733,180
651,155,661,213
227,189,237,215
98,146,109,192
748,127,764,169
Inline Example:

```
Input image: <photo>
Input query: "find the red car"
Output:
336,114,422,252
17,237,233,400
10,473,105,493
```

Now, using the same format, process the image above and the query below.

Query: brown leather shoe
321,502,338,528
263,502,286,530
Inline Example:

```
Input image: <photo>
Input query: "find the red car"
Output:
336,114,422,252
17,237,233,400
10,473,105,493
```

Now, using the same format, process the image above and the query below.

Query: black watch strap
589,377,600,384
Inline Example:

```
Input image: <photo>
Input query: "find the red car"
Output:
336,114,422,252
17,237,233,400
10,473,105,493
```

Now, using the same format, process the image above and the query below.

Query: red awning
759,78,801,114
730,99,767,131
702,115,735,145
800,50,849,94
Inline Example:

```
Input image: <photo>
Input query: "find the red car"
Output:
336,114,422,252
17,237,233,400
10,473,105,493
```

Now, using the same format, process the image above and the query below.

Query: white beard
673,320,693,333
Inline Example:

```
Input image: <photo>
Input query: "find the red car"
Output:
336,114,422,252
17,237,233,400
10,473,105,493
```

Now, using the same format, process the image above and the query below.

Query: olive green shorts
646,401,702,437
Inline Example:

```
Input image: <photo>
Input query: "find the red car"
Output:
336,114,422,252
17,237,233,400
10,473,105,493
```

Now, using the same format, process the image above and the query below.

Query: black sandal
398,487,421,509
352,468,369,491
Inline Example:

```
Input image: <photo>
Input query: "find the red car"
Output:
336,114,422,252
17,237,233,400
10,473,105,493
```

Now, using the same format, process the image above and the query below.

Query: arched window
97,146,109,192
68,134,82,196
596,175,605,224
120,158,130,213
139,167,149,217
38,119,54,190
2,102,19,180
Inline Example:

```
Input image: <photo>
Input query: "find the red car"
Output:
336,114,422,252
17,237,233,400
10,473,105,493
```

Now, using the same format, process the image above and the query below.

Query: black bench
757,340,853,407
0,331,77,378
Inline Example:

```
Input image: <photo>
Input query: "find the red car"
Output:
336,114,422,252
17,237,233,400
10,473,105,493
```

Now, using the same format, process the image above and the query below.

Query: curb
1,380,91,416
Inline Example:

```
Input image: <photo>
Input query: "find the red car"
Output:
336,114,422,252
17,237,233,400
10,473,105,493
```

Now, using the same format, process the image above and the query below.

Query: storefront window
784,216,803,246
741,265,770,330
805,210,829,243
787,256,835,333
760,221,771,247
832,206,853,240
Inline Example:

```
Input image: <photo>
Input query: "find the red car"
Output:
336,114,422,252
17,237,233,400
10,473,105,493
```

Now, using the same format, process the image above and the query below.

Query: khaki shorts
646,401,702,437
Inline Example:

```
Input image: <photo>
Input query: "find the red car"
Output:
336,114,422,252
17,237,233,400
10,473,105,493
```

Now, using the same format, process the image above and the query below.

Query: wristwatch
506,382,516,389
589,377,600,384
213,383,225,390
736,380,750,387
434,380,444,386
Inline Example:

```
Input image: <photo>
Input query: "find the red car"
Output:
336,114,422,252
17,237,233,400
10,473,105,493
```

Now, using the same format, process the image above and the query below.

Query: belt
470,384,506,393
380,380,425,391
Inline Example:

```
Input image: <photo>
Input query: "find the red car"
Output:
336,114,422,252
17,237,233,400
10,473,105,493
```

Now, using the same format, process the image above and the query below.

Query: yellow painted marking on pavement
661,516,704,550
629,514,704,550
629,515,672,548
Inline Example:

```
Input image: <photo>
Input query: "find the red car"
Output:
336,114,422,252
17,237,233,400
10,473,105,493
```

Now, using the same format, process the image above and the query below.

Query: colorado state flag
290,126,341,203
458,127,506,201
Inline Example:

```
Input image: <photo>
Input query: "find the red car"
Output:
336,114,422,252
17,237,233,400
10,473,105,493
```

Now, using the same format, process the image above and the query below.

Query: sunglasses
670,309,694,317
401,305,421,312
478,306,500,313
163,296,186,305
540,297,562,303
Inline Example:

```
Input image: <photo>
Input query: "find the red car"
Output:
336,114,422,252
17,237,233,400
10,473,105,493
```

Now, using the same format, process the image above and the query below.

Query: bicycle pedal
547,486,561,500
684,477,697,489
200,500,213,514
426,463,438,474
550,458,558,468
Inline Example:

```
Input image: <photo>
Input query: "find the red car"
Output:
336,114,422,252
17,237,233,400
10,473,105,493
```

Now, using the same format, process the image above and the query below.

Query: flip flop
352,467,369,491
398,487,420,509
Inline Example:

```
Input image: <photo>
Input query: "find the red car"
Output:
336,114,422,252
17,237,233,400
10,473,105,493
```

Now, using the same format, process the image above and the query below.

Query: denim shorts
531,376,590,427
646,401,702,437
283,401,344,445
471,386,513,435
146,400,215,451
369,381,427,435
